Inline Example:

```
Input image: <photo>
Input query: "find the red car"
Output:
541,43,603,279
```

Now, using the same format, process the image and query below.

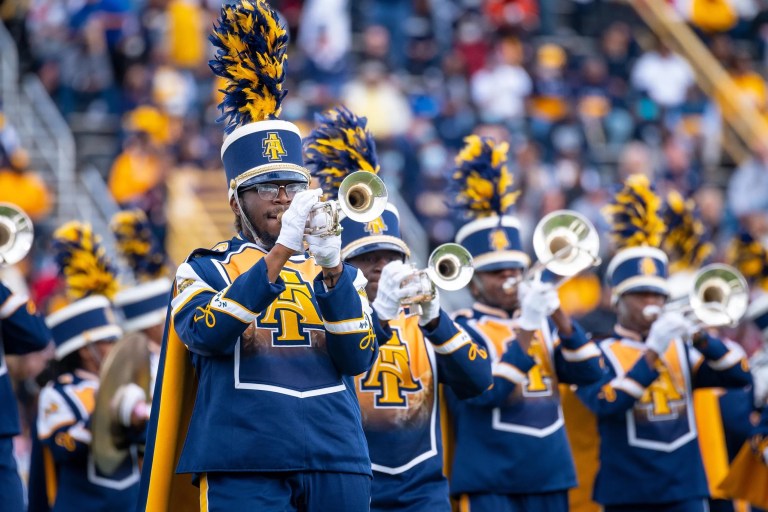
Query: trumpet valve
400,270,435,306
306,201,341,237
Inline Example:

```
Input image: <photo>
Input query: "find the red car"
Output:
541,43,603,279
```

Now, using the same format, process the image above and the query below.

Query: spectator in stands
297,0,351,94
470,34,531,134
727,142,768,218
342,60,413,139
631,40,695,111
0,149,52,221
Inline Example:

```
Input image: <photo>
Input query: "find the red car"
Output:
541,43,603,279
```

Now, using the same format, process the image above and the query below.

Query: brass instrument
643,264,749,328
401,243,474,311
503,210,601,292
303,171,388,237
0,203,33,265
92,332,151,475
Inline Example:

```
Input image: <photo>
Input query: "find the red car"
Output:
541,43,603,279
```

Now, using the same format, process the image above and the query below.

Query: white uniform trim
610,376,645,398
324,315,372,335
432,330,474,355
0,293,27,319
492,361,527,384
561,342,602,362
707,349,743,371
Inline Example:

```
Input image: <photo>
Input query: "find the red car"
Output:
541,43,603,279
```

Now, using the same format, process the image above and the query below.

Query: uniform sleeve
36,386,90,463
0,282,51,355
313,264,378,376
575,348,659,418
456,317,537,407
422,309,491,399
690,335,752,389
552,320,603,385
171,258,285,356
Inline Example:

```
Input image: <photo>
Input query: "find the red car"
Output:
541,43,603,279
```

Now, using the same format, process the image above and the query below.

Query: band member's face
469,267,523,313
346,249,405,302
79,340,115,373
616,291,667,336
233,181,297,248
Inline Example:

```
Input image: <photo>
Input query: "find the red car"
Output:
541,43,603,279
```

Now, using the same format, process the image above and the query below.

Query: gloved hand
306,233,341,268
372,260,419,321
418,288,441,327
646,311,694,355
275,188,321,252
111,383,150,428
517,280,559,331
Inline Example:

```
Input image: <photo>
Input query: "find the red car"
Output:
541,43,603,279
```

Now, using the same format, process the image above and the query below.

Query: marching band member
110,209,173,429
445,135,603,512
34,221,140,512
576,175,752,512
663,193,757,512
0,277,51,511
305,106,492,512
138,2,378,510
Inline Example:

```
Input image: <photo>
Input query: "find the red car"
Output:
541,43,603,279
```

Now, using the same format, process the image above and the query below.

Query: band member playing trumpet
34,221,140,512
445,135,603,512
138,3,378,510
305,107,492,512
576,175,752,512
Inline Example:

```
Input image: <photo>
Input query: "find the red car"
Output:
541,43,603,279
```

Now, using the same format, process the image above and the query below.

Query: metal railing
630,0,766,163
0,21,19,123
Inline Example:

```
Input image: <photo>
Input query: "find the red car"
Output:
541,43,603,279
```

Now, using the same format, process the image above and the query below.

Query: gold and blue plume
661,190,713,272
209,0,288,133
450,134,518,218
52,221,119,301
727,230,768,290
602,174,665,249
304,106,379,201
110,209,168,282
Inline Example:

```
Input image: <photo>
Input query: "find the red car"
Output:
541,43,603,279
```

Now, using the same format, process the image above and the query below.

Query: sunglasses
245,182,309,201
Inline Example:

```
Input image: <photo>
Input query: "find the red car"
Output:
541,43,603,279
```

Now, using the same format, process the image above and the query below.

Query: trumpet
287,171,388,237
502,210,601,292
642,264,749,328
0,203,33,266
400,243,474,312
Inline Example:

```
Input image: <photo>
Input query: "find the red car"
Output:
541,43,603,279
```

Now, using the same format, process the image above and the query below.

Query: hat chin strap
234,192,269,250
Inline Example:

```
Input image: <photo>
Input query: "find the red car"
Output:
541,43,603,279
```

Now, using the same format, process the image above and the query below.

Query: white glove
418,288,441,327
646,311,694,355
275,188,321,252
517,280,559,331
372,260,419,321
306,233,341,268
111,383,149,428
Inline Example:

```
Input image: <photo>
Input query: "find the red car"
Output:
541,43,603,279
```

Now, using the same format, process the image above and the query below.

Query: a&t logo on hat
262,132,287,161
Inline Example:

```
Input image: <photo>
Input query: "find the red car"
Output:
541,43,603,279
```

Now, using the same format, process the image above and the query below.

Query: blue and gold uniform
443,135,603,512
577,329,751,507
447,305,602,500
140,3,379,509
0,281,50,510
304,106,492,511
576,175,753,512
168,235,375,475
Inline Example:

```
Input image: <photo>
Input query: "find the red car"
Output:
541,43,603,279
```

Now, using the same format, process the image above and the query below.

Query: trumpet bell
427,243,474,291
0,203,33,266
532,210,599,277
690,263,749,327
338,171,388,223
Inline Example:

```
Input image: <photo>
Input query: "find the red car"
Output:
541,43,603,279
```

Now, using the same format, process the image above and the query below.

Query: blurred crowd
1,0,768,343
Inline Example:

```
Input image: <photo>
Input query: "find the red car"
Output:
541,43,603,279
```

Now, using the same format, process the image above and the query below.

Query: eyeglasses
248,182,308,201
